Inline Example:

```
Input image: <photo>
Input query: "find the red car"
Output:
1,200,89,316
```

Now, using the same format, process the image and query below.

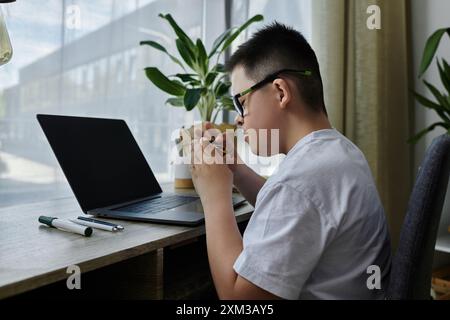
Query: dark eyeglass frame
232,68,312,117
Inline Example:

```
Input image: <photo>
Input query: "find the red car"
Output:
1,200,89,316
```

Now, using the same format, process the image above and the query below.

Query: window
0,0,225,208
0,0,311,208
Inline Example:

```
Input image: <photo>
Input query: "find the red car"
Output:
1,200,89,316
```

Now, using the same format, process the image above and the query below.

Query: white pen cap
39,216,93,237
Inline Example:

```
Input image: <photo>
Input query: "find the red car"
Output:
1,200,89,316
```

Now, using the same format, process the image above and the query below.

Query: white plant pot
174,163,194,189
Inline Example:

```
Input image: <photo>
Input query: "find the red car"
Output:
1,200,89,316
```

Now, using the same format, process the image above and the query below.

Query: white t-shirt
233,128,391,300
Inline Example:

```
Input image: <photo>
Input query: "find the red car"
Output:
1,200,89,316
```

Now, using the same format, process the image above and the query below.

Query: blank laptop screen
37,114,162,212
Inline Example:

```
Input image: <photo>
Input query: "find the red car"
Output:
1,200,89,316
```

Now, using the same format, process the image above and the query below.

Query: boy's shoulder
267,129,371,194
255,129,379,228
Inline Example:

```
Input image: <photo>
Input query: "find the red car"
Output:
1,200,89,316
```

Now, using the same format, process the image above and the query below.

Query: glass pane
0,0,225,208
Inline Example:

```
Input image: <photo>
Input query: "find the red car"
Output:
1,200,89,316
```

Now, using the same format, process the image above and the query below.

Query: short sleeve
233,182,332,300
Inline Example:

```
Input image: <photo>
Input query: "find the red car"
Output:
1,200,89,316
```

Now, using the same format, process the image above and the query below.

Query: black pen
77,216,124,231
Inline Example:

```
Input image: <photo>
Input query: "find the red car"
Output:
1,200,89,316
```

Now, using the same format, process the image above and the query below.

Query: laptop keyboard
112,195,198,214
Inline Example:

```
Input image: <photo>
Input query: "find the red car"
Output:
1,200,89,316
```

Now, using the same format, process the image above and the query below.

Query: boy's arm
191,136,276,299
230,161,266,207
203,200,280,300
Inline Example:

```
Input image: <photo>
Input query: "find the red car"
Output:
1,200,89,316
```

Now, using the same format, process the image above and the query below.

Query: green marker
39,216,93,237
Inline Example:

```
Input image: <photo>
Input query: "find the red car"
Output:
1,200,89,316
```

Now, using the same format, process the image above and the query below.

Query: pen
180,129,227,157
71,218,119,232
77,216,124,231
39,216,93,237
208,136,227,156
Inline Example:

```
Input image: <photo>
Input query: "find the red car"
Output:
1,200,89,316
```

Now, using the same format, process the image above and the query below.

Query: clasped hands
180,122,236,209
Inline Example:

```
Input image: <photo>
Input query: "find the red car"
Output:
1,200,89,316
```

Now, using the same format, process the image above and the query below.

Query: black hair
226,22,327,115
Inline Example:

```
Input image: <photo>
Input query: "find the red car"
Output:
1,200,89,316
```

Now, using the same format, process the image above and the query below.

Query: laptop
37,114,246,226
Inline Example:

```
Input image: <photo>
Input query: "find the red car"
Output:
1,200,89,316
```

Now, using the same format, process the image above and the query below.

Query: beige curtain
312,0,412,250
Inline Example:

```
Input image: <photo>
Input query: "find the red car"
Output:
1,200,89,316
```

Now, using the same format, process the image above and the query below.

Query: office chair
386,133,450,299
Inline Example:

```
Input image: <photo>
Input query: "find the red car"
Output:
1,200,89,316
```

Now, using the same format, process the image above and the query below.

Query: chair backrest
387,134,450,300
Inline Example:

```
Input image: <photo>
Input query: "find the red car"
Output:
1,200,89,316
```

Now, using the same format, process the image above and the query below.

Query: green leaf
140,40,186,71
409,122,450,144
438,59,450,95
423,80,450,110
220,14,264,53
414,91,444,111
205,72,218,87
224,105,235,112
414,91,450,124
183,88,203,111
171,73,197,82
443,59,450,76
176,38,195,69
158,13,196,53
419,28,450,77
213,64,225,73
171,73,201,86
165,97,184,107
208,27,237,58
214,73,229,86
220,95,233,105
219,96,234,110
215,81,231,97
223,105,235,111
172,79,185,88
144,67,186,96
196,39,208,74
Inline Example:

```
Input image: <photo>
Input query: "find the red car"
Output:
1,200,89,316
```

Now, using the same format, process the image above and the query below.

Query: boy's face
230,65,283,156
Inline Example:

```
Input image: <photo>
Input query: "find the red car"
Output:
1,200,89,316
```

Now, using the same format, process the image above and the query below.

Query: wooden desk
0,185,253,299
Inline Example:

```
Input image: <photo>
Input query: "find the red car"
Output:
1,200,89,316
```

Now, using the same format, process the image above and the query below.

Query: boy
190,22,391,300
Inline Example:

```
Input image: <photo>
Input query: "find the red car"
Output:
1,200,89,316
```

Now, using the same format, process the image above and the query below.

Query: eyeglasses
232,68,312,117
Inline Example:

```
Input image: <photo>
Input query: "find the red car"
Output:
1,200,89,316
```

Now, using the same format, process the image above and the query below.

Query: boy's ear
273,78,291,110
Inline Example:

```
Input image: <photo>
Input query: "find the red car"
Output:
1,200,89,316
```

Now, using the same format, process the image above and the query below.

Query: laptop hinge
88,192,164,213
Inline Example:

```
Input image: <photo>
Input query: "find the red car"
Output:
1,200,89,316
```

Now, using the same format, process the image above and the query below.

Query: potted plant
140,13,263,188
410,27,450,143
